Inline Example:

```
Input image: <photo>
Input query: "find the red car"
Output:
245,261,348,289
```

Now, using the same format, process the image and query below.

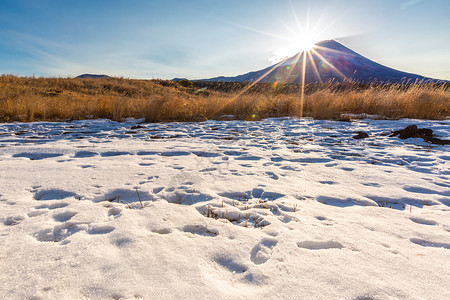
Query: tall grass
0,75,448,122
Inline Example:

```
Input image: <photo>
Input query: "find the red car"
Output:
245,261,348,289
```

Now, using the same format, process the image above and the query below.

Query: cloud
401,0,426,10
268,48,296,64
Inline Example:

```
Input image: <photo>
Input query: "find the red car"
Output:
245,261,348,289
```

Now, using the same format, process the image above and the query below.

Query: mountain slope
76,74,110,79
202,40,443,84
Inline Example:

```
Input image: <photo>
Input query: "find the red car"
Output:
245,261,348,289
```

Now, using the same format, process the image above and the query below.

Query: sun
269,34,317,63
296,34,316,52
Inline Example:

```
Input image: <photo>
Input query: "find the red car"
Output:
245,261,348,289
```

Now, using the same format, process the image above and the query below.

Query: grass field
0,75,448,122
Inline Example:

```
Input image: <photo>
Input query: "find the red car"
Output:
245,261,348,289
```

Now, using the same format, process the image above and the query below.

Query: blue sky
0,0,449,80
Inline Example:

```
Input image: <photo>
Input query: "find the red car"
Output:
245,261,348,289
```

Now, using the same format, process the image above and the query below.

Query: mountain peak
314,40,356,54
200,40,445,84
315,39,341,47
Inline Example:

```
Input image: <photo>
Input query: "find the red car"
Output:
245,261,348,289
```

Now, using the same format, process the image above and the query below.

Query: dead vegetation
0,75,448,122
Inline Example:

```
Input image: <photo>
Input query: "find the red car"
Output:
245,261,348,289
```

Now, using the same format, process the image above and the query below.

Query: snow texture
0,117,449,299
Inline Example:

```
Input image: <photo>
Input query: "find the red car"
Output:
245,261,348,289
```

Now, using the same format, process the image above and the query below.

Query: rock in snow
352,131,369,139
390,124,450,144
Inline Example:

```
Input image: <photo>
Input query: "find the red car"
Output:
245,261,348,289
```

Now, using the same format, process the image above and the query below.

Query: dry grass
0,75,448,123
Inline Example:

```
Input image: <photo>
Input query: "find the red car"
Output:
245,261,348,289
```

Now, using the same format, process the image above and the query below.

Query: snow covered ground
0,117,449,299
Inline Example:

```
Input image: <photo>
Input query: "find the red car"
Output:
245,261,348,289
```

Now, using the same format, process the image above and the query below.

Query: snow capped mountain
202,40,445,84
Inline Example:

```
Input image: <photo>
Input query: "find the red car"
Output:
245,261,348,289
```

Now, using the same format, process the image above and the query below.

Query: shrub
178,79,194,88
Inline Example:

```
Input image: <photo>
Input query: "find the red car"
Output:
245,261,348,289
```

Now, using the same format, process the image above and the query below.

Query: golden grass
0,75,448,123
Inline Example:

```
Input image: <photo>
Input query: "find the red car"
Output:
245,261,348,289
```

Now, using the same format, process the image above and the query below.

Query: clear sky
0,0,449,80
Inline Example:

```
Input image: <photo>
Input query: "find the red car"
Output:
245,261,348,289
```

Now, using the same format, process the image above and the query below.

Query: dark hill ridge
200,40,446,84
76,74,110,79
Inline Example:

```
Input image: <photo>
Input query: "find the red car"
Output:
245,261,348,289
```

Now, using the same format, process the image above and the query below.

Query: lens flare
214,6,350,122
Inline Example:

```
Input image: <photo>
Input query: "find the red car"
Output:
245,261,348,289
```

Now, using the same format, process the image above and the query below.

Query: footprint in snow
409,217,437,226
152,187,164,194
410,238,450,249
361,182,381,187
317,195,375,208
101,151,132,157
107,207,122,217
13,152,63,160
223,150,245,156
112,237,134,248
33,189,79,201
53,211,78,222
160,151,190,157
3,216,25,226
33,222,115,243
297,240,344,250
27,210,48,218
34,222,87,243
210,253,264,284
325,163,339,167
136,151,159,156
319,181,337,185
88,225,115,235
80,165,95,169
239,164,253,168
403,185,450,196
94,188,154,204
73,151,98,158
406,165,435,174
291,157,333,164
235,155,262,161
219,188,285,201
181,225,218,237
250,237,278,265
214,255,247,274
35,202,70,210
280,165,297,171
200,167,217,172
341,167,354,172
315,215,335,226
192,151,221,158
265,171,279,180
151,228,172,235
433,181,450,188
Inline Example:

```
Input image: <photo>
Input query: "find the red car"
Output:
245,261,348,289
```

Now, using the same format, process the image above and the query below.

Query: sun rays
272,6,349,117
212,4,353,120
277,43,349,117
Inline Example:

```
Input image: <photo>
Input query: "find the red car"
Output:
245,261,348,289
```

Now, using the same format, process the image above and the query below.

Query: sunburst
214,6,349,120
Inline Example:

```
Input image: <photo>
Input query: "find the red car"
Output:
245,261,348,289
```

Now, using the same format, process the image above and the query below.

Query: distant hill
76,74,110,79
200,40,447,84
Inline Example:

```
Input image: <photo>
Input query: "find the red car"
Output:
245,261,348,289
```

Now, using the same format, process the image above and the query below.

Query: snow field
0,117,449,299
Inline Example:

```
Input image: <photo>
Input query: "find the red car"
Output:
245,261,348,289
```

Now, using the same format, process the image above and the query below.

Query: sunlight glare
295,34,316,52
269,33,318,63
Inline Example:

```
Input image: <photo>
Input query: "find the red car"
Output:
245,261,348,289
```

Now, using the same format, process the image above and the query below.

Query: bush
178,79,194,88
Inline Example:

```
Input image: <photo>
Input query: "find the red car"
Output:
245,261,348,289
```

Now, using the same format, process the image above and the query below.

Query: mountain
76,74,110,79
201,40,444,84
